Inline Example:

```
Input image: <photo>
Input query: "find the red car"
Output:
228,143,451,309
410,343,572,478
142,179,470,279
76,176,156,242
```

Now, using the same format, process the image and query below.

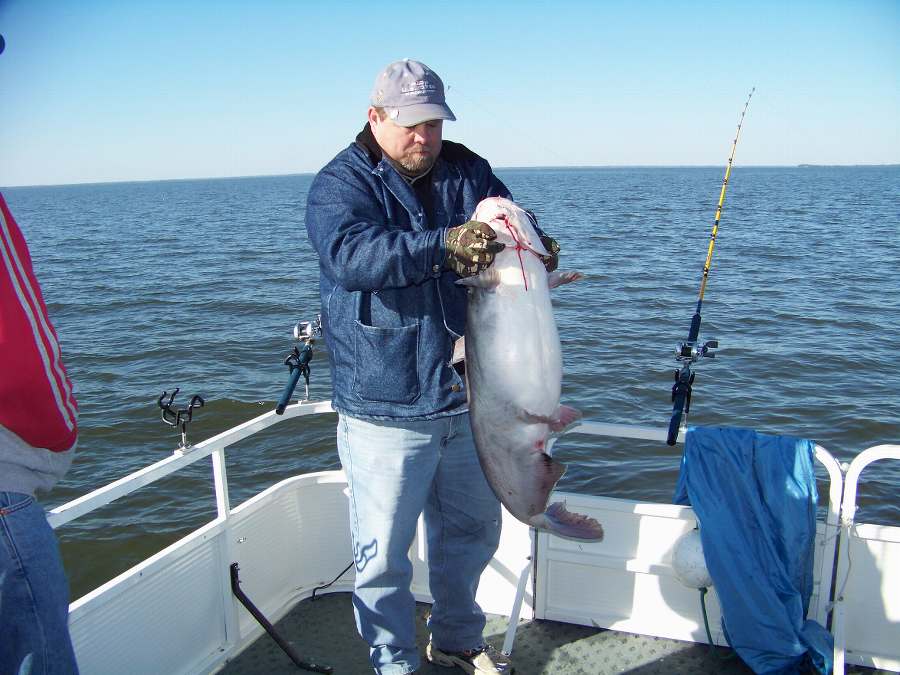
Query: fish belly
467,254,562,520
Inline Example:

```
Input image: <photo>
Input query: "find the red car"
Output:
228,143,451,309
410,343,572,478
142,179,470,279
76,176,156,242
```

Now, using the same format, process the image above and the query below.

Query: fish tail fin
531,502,604,541
548,270,584,289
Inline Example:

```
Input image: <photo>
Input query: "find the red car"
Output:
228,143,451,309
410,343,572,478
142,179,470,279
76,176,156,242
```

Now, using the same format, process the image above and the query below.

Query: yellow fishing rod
666,88,755,446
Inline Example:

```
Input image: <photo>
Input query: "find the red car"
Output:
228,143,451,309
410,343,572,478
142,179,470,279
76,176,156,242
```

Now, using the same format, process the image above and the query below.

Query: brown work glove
444,220,505,277
538,235,560,273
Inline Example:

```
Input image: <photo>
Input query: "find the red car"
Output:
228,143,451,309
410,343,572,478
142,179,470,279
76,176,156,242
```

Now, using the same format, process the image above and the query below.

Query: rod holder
158,388,204,449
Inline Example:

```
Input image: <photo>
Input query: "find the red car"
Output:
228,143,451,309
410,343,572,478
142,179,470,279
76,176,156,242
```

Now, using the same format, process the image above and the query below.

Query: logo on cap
401,80,437,97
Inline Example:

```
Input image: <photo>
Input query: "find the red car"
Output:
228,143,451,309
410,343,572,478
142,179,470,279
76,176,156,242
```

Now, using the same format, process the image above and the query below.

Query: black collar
356,124,383,165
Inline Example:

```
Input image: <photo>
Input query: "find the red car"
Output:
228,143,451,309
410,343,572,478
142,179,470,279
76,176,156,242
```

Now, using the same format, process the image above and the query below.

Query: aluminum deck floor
219,592,887,675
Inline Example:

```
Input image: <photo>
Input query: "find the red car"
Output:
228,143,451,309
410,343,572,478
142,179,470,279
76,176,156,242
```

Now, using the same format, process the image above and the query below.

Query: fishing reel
275,314,322,414
293,315,322,342
675,338,719,365
671,337,718,414
667,336,718,445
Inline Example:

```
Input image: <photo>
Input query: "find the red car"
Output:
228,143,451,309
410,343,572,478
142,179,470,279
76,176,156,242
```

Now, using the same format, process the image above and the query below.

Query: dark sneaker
426,641,514,674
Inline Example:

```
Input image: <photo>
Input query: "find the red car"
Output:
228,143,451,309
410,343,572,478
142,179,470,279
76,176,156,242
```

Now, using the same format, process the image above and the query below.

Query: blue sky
1,0,897,186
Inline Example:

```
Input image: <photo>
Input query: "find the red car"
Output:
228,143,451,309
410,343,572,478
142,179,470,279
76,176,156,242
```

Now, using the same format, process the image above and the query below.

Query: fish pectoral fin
456,267,500,289
520,405,582,433
519,409,557,429
548,270,584,289
530,502,604,542
551,404,582,432
451,337,465,364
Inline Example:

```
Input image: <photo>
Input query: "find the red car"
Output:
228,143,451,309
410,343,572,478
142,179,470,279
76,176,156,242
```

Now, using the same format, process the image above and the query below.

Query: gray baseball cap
370,59,456,127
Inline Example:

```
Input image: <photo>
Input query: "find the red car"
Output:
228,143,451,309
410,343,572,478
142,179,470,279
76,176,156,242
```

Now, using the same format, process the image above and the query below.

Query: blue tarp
673,426,833,675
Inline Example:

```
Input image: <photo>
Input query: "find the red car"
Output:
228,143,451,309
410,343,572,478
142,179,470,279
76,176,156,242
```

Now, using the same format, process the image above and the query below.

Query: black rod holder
158,388,205,449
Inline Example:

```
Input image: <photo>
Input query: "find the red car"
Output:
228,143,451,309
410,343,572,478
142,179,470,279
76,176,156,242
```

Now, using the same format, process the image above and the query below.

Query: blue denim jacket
305,133,510,420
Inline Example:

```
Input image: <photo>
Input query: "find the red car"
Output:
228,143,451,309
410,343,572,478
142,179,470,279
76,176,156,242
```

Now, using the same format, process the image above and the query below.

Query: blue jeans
0,492,78,675
337,413,502,675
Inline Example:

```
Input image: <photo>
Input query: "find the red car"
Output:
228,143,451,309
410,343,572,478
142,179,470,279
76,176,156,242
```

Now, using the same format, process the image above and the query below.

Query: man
1,191,80,674
305,59,558,675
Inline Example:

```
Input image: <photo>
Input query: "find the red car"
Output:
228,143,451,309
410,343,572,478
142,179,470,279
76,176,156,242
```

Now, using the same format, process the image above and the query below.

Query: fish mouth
476,202,549,258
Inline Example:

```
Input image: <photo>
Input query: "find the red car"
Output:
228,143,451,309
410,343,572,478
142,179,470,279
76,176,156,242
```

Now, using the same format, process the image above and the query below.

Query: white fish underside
461,197,604,542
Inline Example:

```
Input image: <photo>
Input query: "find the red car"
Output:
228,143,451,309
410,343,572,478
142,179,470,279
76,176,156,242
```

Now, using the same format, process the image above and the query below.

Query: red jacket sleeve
0,192,78,452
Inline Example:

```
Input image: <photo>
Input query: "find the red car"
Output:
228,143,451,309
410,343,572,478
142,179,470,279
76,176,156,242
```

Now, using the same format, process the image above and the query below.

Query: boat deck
219,592,887,674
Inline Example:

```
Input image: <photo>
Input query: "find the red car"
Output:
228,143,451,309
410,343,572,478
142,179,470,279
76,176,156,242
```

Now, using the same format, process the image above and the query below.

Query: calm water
4,166,899,599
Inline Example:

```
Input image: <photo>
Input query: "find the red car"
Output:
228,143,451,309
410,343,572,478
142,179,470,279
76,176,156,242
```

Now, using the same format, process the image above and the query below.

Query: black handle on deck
230,563,332,673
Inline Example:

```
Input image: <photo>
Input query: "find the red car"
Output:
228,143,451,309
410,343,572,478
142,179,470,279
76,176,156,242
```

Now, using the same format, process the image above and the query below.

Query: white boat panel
68,519,229,675
840,527,900,671
532,491,838,650
543,558,727,644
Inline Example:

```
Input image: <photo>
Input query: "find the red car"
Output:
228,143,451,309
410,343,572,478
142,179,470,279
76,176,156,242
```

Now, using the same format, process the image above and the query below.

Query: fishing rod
666,88,755,446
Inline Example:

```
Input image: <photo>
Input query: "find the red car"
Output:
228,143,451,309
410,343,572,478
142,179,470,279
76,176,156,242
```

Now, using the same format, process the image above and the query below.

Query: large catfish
457,197,604,541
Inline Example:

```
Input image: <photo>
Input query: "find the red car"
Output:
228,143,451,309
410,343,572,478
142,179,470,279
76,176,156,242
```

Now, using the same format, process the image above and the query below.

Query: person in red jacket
1,191,80,674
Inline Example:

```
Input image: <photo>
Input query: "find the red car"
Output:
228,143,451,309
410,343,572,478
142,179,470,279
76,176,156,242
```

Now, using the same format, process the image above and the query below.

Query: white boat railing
47,400,334,529
832,444,900,674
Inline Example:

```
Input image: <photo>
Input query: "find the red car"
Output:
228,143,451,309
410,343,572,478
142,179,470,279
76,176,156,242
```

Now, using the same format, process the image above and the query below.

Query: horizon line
3,163,898,190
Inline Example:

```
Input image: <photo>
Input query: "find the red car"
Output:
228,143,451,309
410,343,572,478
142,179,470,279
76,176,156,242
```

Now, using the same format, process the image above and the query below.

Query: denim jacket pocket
352,321,421,404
